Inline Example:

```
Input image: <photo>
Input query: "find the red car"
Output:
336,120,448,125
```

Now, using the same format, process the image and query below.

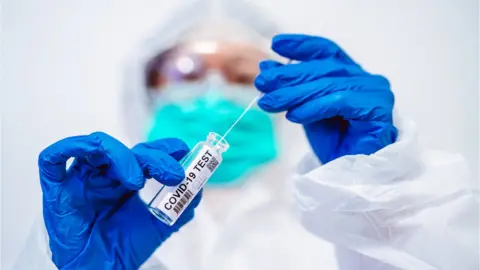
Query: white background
1,0,478,268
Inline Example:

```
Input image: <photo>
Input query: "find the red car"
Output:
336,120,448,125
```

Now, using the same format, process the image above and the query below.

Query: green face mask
146,93,278,187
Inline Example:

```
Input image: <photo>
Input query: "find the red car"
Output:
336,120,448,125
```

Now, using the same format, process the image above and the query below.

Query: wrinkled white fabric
14,118,478,270
294,118,479,270
12,217,55,270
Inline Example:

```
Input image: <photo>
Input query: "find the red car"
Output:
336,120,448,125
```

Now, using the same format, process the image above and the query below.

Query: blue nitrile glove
38,132,202,269
255,34,397,163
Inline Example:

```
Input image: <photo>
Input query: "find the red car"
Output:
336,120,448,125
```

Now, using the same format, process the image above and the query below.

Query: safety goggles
145,41,267,91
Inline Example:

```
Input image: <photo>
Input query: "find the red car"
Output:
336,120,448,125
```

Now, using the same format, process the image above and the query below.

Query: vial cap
206,132,229,153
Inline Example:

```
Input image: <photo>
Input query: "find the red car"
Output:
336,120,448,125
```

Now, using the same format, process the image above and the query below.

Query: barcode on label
173,190,194,215
206,156,219,172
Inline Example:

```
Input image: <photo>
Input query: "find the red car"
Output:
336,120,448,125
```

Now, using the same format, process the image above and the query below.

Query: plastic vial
148,132,229,226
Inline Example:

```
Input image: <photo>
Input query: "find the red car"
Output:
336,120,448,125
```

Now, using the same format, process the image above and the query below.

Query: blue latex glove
38,132,201,269
256,34,398,163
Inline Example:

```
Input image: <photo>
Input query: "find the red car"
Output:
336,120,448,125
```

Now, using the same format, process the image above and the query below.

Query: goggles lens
145,42,267,90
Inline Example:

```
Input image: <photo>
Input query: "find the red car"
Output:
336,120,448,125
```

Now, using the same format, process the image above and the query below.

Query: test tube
148,132,229,225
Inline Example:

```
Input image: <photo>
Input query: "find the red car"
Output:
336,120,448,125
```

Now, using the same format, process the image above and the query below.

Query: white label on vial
157,145,221,222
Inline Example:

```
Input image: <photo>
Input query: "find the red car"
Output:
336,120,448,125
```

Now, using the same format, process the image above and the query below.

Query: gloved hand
255,34,397,163
38,132,201,269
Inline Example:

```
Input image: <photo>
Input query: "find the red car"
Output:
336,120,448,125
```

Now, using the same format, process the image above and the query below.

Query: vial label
156,145,221,222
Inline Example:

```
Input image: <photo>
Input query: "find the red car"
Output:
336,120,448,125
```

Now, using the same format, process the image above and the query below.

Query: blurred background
1,0,478,269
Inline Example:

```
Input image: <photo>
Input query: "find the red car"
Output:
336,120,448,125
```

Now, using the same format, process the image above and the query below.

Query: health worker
15,0,478,269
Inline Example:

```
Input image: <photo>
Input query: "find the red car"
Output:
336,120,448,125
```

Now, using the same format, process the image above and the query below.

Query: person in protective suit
15,0,478,269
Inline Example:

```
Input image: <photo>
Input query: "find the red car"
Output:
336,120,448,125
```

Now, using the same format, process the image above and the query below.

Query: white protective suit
14,0,479,269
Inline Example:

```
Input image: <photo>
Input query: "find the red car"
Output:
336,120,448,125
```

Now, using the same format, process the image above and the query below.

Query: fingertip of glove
257,95,275,112
163,137,190,151
254,74,267,90
190,190,203,208
38,148,55,166
114,160,145,190
259,60,283,71
285,111,302,123
38,134,102,165
87,132,124,156
138,138,190,161
124,175,145,190
272,33,308,52
160,176,184,186
158,164,185,186
88,132,112,145
271,36,290,53
272,34,298,46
